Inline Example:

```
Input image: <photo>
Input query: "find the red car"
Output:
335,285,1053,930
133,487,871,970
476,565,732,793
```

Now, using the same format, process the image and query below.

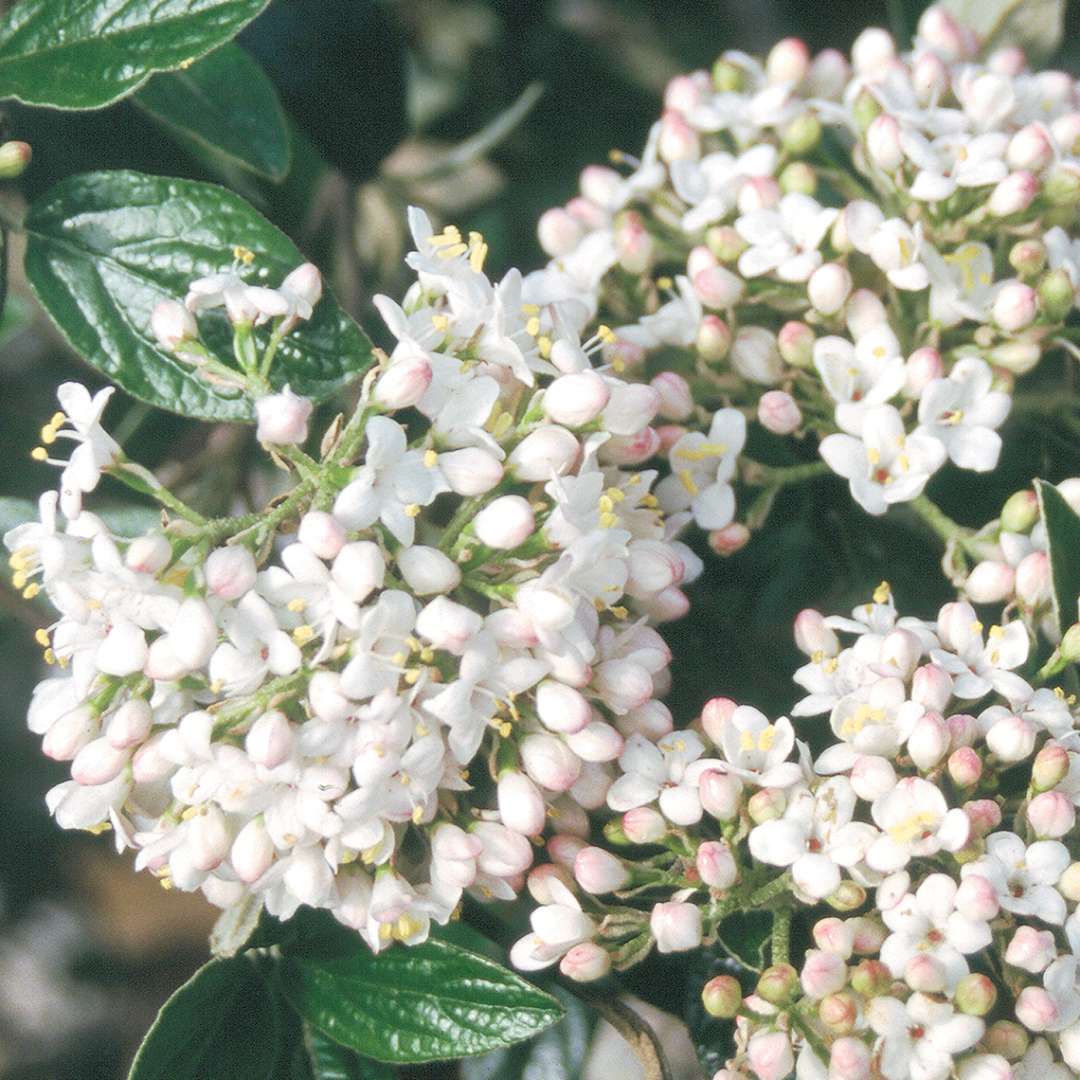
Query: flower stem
741,458,831,489
771,906,791,967
910,494,973,548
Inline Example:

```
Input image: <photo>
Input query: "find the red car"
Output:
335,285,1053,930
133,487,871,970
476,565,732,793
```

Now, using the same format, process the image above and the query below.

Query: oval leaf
1035,478,1080,637
281,932,564,1064
25,170,373,421
304,1025,395,1080
0,0,271,110
128,956,280,1080
133,43,290,180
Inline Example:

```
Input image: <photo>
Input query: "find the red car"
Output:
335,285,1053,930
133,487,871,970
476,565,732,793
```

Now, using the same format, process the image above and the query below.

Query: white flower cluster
510,584,1080,1077
6,209,699,952
533,4,1080,530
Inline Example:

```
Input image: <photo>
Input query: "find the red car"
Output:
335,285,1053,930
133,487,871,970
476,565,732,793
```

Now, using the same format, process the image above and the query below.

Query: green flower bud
702,974,743,1018
1061,622,1080,663
1045,165,1080,207
1038,268,1076,322
983,1020,1029,1061
1032,742,1070,792
780,161,817,196
756,963,799,1006
777,320,815,369
852,90,882,135
818,991,857,1034
1009,239,1046,278
1000,489,1039,533
712,59,744,92
0,140,30,179
850,959,892,997
825,881,865,911
954,972,996,1016
988,341,1041,375
706,225,747,263
782,114,822,156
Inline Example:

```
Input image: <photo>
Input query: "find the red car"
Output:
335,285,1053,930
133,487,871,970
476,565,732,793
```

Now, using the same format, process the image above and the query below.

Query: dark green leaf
304,1024,395,1080
280,927,564,1063
714,911,770,973
0,0,271,110
462,987,594,1080
1035,478,1080,636
128,956,279,1080
25,170,373,421
133,44,290,180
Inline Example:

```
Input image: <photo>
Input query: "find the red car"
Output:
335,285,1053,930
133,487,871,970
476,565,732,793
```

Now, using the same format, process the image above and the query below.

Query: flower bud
574,846,629,894
1045,163,1080,206
332,541,385,603
535,680,592,735
280,263,322,316
602,383,661,435
782,114,821,156
188,805,230,871
473,495,535,549
956,873,999,921
850,958,892,997
231,817,274,883
988,171,1039,217
650,372,694,421
658,110,699,162
1005,925,1057,973
416,596,483,654
1027,790,1075,838
438,447,503,495
1058,861,1080,901
731,327,783,385
963,800,1002,840
747,1031,793,1080
917,5,968,59
706,225,746,263
983,1021,1029,1061
1039,267,1076,322
545,833,586,869
374,355,432,409
807,262,853,316
151,299,198,351
793,608,838,656
615,212,655,274
800,950,847,999
498,770,547,837
829,1036,870,1080
255,386,312,445
851,28,895,74
756,963,799,1006
712,58,743,92
852,89,882,133
999,490,1038,533
396,544,461,595
912,52,948,104
756,390,802,435
819,991,858,1035
246,709,293,769
616,806,666,845
748,787,786,824
807,48,849,98
1032,742,1069,791
559,942,610,982
474,821,534,878
171,597,218,669
708,523,750,556
766,36,809,84
650,900,702,953
826,882,866,913
779,161,816,196
1009,239,1047,279
125,533,172,575
702,974,742,1018
845,288,887,336
965,560,1015,604
205,545,257,600
620,700,673,741
566,722,623,763
737,176,781,213
988,340,1040,374
698,769,742,821
693,265,745,309
521,733,582,792
1008,124,1054,172
777,321,815,368
70,736,129,785
850,755,897,801
866,114,903,172
1015,986,1060,1032
695,314,732,362
508,426,580,481
538,207,585,257
813,917,854,957
696,840,737,889
955,972,997,1016
992,281,1038,331
947,746,982,787
985,713,1036,761
908,713,949,770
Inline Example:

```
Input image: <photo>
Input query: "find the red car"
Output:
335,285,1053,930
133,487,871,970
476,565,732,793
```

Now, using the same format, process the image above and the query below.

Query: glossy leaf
941,0,1064,64
25,171,373,421
128,956,280,1080
0,0,271,110
304,1025,395,1080
132,44,290,180
280,927,564,1063
714,911,770,973
1035,479,1080,636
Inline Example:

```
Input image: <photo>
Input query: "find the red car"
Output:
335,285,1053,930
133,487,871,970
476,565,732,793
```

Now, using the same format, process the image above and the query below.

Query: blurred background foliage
1,0,1079,1076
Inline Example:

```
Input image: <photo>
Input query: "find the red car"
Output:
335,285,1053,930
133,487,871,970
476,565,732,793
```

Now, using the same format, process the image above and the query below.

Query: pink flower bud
1015,986,1060,1032
96,619,148,678
599,428,661,466
658,110,699,162
521,733,582,792
965,560,1016,604
1005,925,1058,973
850,755,897,801
1016,551,1051,606
537,207,585,257
508,426,580,481
70,736,129,785
947,713,978,748
188,805,230,871
693,265,745,309
473,495,535,549
231,817,274,883
777,320,815,368
993,281,1038,331
544,369,613,423
986,714,1036,762
813,917,854,957
416,595,483,654
956,873,1000,921
698,769,743,821
702,974,742,1018
125,533,172,574
847,915,885,953
106,698,153,749
331,541,385,603
748,787,786,824
793,609,838,656
298,510,346,560
535,681,592,735
566,721,623,763
696,840,737,888
580,163,622,206
989,171,1039,217
615,212,655,274
917,5,969,59
912,52,948,104
911,663,952,711
374,355,432,409
828,1035,870,1079
664,73,706,113
255,386,312,445
1027,791,1075,838
746,1030,794,1080
708,523,750,556
904,347,944,398
687,244,717,278
904,953,947,993
526,862,571,904
866,114,903,172
245,709,293,769
574,846,629,893
622,805,667,844
963,800,1003,839
396,544,460,595
650,900,702,953
988,43,1026,73
908,712,949,770
801,949,848,998
1032,742,1070,791
850,959,891,996
1008,124,1054,172
697,314,732,360
205,545,257,600
766,37,810,84
151,299,198,351
650,372,694,421
757,390,802,435
851,27,895,74
438,447,503,495
547,834,587,871
280,263,322,316
947,746,982,787
603,383,661,436
473,820,534,878
700,696,737,743
559,942,610,982
498,770,547,836
130,733,173,783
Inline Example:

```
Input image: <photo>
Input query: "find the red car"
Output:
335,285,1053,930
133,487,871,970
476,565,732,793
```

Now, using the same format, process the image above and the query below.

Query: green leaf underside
941,0,1064,64
0,0,271,110
25,170,373,421
281,933,564,1064
304,1025,395,1080
133,43,290,180
128,956,279,1080
1035,479,1080,637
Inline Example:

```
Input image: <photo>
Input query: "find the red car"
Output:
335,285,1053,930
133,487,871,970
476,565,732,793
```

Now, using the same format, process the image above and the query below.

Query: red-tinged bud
963,800,1003,839
621,805,668,844
993,280,1038,331
696,840,737,889
955,973,997,1016
374,355,432,409
766,36,810,84
850,959,891,997
1001,488,1039,532
737,176,781,214
702,974,742,1018
1015,986,1060,1032
0,139,31,179
1027,791,1075,838
699,769,743,822
777,320,815,368
905,953,947,993
697,314,732,360
560,942,611,982
1009,239,1047,279
989,171,1039,217
1032,742,1070,791
1005,925,1058,973
708,523,751,556
851,28,895,75
800,949,848,998
983,1020,1029,1061
825,882,866,913
574,846,630,894
757,390,802,435
658,110,699,163
818,991,858,1034
947,746,982,787
756,963,799,1005
748,787,786,823
965,560,1015,604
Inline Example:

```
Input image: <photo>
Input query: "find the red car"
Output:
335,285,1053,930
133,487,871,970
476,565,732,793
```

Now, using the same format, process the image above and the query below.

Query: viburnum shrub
6,0,1080,1077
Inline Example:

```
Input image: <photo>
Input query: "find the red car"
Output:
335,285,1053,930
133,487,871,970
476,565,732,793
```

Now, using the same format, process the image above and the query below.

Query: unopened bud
1015,986,1060,1032
825,881,866,912
1016,551,1051,606
992,281,1038,332
866,114,903,172
698,769,743,822
1005,925,1058,974
955,973,997,1016
782,114,821,156
708,523,750,556
757,390,802,435
1009,239,1047,279
696,840,738,889
1032,742,1070,791
800,949,848,999
650,900,702,953
965,560,1015,604
988,171,1038,217
905,953,947,993
0,140,31,178
779,161,816,196
245,709,293,769
658,110,699,163
650,372,694,421
560,942,611,982
731,326,783,385
850,958,891,997
766,36,810,84
737,176,781,213
621,805,668,844
983,1021,1029,1061
963,800,1002,840
706,225,747,264
537,207,585,257
988,340,1040,374
255,386,312,445
151,299,198,352
574,846,630,894
1001,489,1039,532
818,991,857,1034
1027,790,1075,838
1058,861,1080,901
852,88,882,134
473,495,535,550
711,59,743,92
1063,622,1080,662
1045,164,1080,207
1039,268,1076,322
508,425,580,481
777,320,814,368
696,314,732,360
756,963,799,1005
808,262,852,316
125,533,172,575
748,787,786,823
702,974,742,1018
1008,124,1054,171
947,746,983,787
374,355,432,409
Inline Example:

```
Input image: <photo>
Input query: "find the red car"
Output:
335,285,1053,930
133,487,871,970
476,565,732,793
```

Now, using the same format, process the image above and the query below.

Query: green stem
771,906,792,967
910,494,973,548
742,458,831,489
439,496,484,552
748,871,793,908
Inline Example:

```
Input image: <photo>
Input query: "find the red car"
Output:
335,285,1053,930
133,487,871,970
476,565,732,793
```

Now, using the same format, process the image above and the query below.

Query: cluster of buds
7,208,697,951
533,4,1080,533
510,584,1080,1077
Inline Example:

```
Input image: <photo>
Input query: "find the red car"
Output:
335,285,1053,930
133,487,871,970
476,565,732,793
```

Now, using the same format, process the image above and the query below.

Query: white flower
1014,1038,1075,1080
185,271,289,325
46,383,123,516
607,730,707,824
209,591,301,695
333,416,448,546
913,357,1010,471
866,777,970,872
931,603,1031,704
655,408,745,530
903,131,1009,201
1045,226,1080,298
826,676,924,763
868,992,983,1080
510,877,596,971
670,144,778,233
736,193,838,281
820,404,946,515
813,326,906,435
705,704,801,787
922,242,997,328
962,832,1070,925
866,218,930,290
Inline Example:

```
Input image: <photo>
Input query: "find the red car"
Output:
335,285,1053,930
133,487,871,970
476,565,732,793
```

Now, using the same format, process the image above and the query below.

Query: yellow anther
419,647,435,663
8,552,27,570
406,636,421,650
180,805,202,821
941,409,964,425
34,628,50,647
598,495,615,514
640,493,659,508
525,316,541,337
611,606,629,620
678,469,699,497
159,875,174,890
437,242,468,260
22,583,40,599
971,620,984,634
873,581,891,604
988,625,1004,639
628,473,642,484
429,226,462,248
499,721,512,738
50,412,65,428
675,442,727,462
411,805,424,825
424,449,438,468
39,424,58,445
872,346,886,359
609,149,625,164
596,324,616,344
86,598,102,610
291,624,316,645
866,448,881,466
898,454,910,472
611,357,625,373
31,447,48,461
232,245,255,265
656,276,674,290
11,571,27,590
823,657,838,674
605,487,626,503
599,512,619,529
538,335,552,358
468,239,488,274
378,922,394,941
391,651,408,666
179,57,195,70
404,668,422,685
522,303,540,315
287,597,306,613
404,504,421,518
43,648,56,666
431,313,450,332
